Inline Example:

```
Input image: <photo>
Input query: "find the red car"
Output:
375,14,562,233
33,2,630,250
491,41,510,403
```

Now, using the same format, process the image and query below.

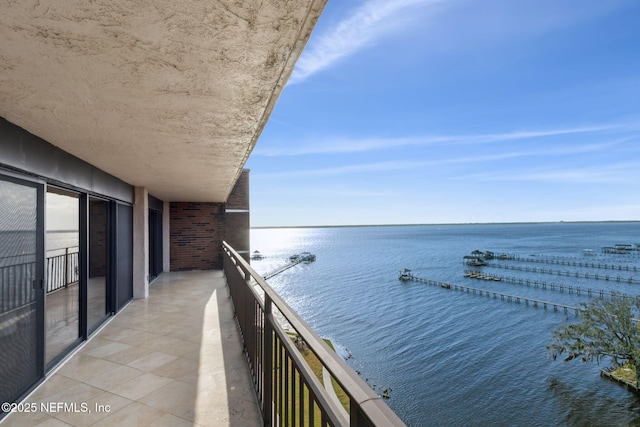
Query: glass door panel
0,176,43,405
45,188,80,365
87,197,109,331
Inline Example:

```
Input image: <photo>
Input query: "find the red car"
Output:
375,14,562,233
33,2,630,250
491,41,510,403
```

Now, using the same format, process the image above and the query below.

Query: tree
548,293,640,383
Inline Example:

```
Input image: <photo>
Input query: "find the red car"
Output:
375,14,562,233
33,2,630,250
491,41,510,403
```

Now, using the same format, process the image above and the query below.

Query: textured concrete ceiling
0,0,326,202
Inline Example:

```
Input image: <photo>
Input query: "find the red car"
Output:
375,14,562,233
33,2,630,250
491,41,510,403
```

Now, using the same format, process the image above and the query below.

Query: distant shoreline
251,220,640,230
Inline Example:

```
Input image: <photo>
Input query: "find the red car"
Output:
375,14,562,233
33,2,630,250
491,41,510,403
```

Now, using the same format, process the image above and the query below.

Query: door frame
0,169,46,405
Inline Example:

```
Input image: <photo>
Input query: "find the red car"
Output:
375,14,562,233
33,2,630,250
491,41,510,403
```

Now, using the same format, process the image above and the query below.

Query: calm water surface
251,223,640,427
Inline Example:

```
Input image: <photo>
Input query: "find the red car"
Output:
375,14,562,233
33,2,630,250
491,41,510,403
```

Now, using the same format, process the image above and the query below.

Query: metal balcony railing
222,241,406,427
0,247,79,314
46,247,79,293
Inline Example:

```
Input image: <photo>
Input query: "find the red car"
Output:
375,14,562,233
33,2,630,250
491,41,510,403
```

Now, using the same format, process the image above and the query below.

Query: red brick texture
169,170,251,270
170,202,225,270
226,170,250,210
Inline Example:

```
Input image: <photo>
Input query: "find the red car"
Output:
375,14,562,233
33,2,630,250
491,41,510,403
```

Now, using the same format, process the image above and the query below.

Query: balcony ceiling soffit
0,0,326,202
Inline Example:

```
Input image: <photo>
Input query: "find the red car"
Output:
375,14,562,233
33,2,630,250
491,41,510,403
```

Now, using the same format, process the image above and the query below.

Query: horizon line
251,219,640,229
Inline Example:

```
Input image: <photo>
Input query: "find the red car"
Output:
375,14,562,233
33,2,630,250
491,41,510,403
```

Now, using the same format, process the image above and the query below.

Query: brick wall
169,170,250,270
226,170,249,210
170,202,225,270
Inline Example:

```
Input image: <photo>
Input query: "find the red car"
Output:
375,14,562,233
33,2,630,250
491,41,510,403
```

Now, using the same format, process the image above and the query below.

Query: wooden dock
463,270,640,303
494,254,640,271
484,262,639,284
263,253,316,280
263,259,304,279
404,273,581,315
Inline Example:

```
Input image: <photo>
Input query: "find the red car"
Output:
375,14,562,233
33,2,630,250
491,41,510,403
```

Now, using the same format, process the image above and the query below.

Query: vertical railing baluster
263,295,273,426
64,247,69,287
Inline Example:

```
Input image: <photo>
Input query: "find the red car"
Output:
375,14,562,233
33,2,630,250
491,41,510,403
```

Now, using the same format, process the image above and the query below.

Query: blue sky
246,0,640,227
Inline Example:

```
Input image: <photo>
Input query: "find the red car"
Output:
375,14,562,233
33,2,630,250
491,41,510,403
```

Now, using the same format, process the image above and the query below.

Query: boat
299,252,316,262
465,258,487,267
463,254,487,266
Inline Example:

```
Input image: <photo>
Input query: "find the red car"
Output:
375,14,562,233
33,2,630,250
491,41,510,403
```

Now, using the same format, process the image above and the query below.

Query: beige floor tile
41,382,106,406
151,356,198,379
97,326,143,342
80,337,113,351
138,380,198,421
83,341,132,358
126,351,178,372
177,366,226,390
117,330,165,348
88,402,166,427
34,417,74,426
28,375,83,401
109,372,173,401
152,413,201,427
142,335,200,358
103,345,153,365
56,357,122,382
83,364,146,392
1,409,53,427
49,391,132,426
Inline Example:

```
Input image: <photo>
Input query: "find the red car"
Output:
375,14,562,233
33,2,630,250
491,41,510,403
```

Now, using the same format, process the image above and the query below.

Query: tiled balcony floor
2,270,262,427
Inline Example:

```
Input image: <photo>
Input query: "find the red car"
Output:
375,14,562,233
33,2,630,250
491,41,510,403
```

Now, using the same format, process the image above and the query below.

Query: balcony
2,243,404,426
2,270,261,426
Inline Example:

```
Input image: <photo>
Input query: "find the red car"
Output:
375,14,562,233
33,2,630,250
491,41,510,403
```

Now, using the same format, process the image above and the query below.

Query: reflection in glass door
0,175,44,405
87,197,109,331
45,188,80,365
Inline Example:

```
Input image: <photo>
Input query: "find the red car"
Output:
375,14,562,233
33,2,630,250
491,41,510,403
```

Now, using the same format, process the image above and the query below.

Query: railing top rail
223,241,406,426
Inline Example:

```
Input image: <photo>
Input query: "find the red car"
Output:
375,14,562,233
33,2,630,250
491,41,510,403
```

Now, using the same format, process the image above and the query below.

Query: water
250,222,640,426
46,231,79,257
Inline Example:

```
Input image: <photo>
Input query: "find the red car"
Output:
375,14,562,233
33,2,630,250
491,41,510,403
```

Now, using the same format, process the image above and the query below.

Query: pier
263,252,316,280
483,262,639,284
490,253,639,272
402,272,581,315
463,270,640,303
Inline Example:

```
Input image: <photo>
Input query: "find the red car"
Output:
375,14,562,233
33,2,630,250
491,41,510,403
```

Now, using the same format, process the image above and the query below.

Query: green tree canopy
548,294,640,382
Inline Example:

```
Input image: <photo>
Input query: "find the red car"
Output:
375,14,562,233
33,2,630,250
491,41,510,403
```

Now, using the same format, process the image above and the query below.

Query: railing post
64,247,69,288
263,294,273,427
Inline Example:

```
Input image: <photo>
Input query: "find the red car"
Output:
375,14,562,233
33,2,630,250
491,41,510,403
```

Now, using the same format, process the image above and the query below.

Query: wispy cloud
254,143,632,179
289,0,442,84
288,0,635,85
455,161,640,184
255,124,631,156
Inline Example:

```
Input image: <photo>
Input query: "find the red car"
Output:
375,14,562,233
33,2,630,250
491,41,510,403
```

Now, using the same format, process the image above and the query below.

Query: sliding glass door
45,188,80,366
0,174,44,405
87,197,110,332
